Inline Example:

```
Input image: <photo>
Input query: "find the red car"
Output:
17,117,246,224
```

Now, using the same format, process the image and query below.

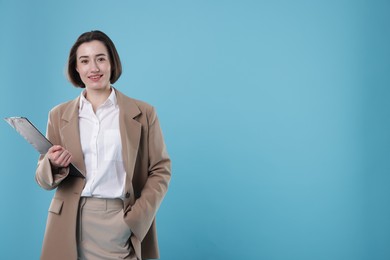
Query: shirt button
125,192,130,198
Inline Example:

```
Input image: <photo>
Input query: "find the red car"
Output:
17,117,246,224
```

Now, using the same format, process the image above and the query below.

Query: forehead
77,40,108,57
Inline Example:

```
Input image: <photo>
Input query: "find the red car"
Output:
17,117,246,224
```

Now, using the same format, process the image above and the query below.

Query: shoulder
115,89,160,127
50,100,75,112
130,97,154,113
115,89,155,115
48,97,79,119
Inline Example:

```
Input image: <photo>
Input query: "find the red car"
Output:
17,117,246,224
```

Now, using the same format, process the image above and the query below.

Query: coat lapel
60,97,86,177
115,89,142,186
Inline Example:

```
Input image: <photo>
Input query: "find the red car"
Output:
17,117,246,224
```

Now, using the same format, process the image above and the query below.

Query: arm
124,107,171,241
35,111,71,190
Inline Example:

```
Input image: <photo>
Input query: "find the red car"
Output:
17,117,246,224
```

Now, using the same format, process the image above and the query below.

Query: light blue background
1,0,390,259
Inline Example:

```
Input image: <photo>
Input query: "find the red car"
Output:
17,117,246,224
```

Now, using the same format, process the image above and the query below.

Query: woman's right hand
47,145,72,168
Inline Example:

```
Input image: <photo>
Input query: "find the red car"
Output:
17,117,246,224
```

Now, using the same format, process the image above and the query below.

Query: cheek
76,66,86,76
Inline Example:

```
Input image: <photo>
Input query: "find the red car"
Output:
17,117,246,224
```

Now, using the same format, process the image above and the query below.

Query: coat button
125,192,130,198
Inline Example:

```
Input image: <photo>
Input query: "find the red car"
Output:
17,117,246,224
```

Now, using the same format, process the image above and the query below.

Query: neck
84,87,112,112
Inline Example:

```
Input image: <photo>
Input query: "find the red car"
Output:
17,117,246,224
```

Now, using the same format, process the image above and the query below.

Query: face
76,40,111,91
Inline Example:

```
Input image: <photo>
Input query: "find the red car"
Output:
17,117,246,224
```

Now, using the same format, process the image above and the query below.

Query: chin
86,84,110,90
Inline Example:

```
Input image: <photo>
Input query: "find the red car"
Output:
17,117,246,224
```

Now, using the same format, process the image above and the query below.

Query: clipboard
4,117,84,178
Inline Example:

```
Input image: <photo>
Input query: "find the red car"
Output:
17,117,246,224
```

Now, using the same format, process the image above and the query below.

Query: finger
56,151,69,165
56,150,73,167
59,151,71,163
49,150,64,162
63,154,72,167
48,147,73,168
48,145,63,154
48,149,64,162
49,151,66,166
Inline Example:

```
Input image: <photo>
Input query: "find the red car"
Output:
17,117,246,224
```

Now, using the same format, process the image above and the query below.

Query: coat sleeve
35,110,70,190
124,106,171,241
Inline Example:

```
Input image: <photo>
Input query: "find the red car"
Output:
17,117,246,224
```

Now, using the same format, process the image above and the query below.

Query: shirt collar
79,87,117,111
104,88,117,107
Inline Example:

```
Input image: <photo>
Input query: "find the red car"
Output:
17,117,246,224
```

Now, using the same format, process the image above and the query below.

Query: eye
97,57,106,62
80,59,88,64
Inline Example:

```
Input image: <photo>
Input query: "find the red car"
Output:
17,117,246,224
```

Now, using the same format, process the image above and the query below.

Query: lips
88,74,103,82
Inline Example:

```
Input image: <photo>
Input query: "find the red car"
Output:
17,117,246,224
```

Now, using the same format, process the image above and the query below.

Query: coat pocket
48,198,64,215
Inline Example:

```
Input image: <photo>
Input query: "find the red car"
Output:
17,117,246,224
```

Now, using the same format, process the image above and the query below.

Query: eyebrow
78,53,107,60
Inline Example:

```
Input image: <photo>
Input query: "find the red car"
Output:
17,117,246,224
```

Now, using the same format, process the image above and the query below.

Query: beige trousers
77,197,137,260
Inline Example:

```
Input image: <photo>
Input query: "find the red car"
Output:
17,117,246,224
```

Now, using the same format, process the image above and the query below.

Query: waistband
80,197,124,211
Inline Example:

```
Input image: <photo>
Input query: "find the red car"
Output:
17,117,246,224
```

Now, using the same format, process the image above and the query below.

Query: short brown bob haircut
67,30,122,88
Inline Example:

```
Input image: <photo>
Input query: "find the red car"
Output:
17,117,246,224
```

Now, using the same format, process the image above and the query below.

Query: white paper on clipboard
4,117,84,178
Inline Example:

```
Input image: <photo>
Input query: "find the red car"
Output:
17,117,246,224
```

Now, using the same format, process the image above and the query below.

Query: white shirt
79,89,126,199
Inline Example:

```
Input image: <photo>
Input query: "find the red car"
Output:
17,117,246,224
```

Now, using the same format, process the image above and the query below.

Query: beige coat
35,88,171,260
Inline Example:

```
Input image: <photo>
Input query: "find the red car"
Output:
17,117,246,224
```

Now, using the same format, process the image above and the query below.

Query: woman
35,30,171,260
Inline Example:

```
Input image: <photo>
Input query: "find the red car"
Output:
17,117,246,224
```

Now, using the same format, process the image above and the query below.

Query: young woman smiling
35,31,171,260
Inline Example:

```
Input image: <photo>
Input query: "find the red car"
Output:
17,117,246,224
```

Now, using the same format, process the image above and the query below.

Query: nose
91,60,100,72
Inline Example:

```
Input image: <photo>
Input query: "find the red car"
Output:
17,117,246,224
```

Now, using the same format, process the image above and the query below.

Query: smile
88,75,103,81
